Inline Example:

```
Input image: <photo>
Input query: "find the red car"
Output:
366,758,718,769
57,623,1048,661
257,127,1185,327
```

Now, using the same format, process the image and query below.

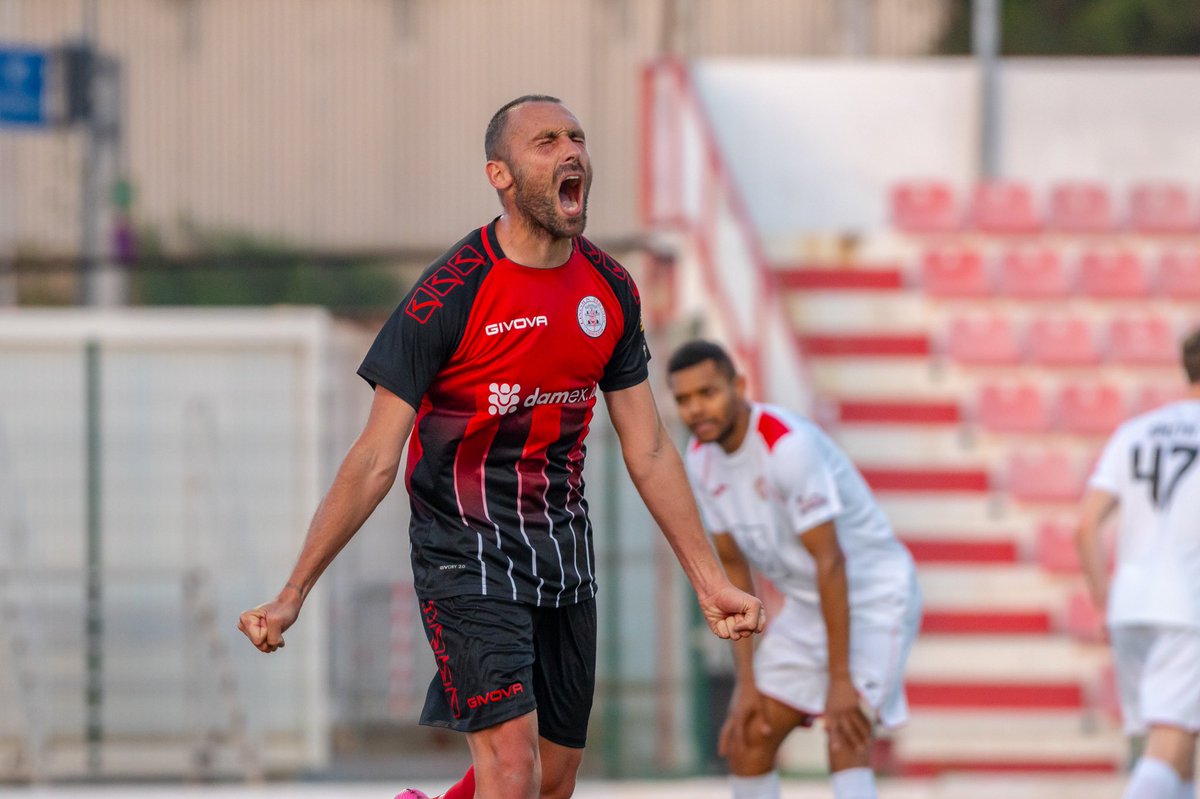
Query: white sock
1124,756,1182,799
831,766,877,799
1178,781,1194,799
730,770,780,799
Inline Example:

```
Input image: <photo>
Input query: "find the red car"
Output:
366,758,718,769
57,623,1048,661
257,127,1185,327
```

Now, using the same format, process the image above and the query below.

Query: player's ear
733,373,747,399
486,159,514,191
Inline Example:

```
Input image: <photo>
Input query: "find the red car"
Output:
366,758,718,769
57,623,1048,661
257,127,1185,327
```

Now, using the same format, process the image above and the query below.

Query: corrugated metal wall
0,0,948,258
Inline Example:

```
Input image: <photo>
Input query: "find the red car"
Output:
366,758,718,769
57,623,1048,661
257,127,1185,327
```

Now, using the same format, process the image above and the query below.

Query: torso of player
686,403,913,607
1091,399,1200,629
358,223,648,606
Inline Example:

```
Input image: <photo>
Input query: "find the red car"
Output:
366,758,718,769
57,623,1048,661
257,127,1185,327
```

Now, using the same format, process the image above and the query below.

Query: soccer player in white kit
667,340,922,799
1076,328,1200,799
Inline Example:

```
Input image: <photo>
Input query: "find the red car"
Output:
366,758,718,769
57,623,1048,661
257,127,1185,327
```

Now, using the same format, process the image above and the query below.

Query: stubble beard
512,165,589,241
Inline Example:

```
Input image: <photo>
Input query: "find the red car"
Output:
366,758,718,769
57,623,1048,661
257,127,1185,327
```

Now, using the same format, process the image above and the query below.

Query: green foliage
130,224,402,311
938,0,1200,56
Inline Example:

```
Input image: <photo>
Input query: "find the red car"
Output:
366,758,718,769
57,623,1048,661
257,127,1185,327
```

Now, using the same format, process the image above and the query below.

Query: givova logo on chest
485,315,548,337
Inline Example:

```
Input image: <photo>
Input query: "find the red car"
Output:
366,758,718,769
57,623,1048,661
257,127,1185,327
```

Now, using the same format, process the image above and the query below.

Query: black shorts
416,594,597,749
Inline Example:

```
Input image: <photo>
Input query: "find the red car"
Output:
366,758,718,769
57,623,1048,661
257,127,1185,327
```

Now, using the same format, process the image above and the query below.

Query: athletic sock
1123,756,1181,799
831,766,877,799
1178,781,1194,799
729,770,781,799
438,766,475,799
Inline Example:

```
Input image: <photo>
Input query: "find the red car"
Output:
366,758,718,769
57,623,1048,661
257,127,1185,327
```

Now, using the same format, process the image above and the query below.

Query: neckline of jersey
485,217,579,272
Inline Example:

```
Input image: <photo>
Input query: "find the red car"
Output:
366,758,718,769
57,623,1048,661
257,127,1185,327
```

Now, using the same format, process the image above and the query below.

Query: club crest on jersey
488,383,521,415
577,296,606,338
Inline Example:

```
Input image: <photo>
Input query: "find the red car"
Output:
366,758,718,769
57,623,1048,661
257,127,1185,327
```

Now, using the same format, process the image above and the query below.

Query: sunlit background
2,1,1199,796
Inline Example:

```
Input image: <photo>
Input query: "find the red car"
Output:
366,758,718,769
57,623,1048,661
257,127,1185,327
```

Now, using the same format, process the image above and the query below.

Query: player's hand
237,591,302,654
718,682,772,759
824,676,872,753
699,584,766,640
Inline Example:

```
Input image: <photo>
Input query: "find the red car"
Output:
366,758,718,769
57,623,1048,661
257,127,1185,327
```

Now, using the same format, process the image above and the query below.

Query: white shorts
754,578,922,731
1110,624,1200,735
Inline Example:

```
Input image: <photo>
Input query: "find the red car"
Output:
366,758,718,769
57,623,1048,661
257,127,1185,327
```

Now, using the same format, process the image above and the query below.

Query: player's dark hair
667,339,737,380
485,94,562,162
1184,327,1200,384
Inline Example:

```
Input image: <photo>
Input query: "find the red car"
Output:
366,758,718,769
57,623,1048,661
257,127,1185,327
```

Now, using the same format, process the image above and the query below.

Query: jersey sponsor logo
795,493,829,515
523,383,596,407
577,295,606,337
466,682,524,710
485,314,549,337
488,383,521,416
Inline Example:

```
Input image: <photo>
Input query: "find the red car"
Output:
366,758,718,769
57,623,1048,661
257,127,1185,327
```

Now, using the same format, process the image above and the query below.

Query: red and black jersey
358,219,649,606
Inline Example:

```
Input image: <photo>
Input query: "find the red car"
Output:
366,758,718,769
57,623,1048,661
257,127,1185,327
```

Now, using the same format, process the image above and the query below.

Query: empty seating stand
921,246,991,297
1056,381,1126,436
944,313,1023,365
1128,182,1199,235
1077,248,1150,298
971,181,1041,234
998,247,1072,298
1027,315,1101,366
977,380,1052,434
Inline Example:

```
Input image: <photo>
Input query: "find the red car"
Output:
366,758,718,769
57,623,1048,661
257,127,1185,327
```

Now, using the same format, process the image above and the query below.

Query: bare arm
1075,488,1119,618
238,386,416,652
800,520,871,752
604,380,765,640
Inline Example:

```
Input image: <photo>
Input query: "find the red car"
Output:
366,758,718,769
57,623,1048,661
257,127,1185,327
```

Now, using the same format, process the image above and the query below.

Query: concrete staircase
776,264,1128,777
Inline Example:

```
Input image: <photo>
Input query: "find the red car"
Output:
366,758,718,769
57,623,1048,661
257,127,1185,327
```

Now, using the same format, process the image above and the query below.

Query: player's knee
539,767,577,799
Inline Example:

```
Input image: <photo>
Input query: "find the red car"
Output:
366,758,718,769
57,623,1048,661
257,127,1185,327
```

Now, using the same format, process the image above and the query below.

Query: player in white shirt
1077,328,1200,799
667,340,921,799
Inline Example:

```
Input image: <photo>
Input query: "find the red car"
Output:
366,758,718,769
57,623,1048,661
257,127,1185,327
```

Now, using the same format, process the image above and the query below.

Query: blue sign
0,47,48,127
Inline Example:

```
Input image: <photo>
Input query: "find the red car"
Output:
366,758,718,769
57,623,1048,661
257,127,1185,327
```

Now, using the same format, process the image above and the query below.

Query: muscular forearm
624,426,727,597
1076,525,1109,610
815,554,852,679
282,441,398,600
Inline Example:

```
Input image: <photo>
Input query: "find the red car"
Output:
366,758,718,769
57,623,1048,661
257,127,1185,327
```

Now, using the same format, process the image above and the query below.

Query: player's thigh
849,591,920,729
1140,626,1200,734
416,595,538,734
531,598,597,750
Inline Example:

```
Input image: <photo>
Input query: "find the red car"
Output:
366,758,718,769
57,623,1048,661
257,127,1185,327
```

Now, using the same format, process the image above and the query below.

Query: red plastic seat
891,180,961,233
1007,449,1086,504
1108,316,1177,366
1057,381,1126,436
920,246,991,297
1128,182,1198,235
1159,249,1200,298
977,380,1052,433
971,181,1041,234
997,247,1071,298
1132,383,1187,415
1027,316,1101,366
1036,520,1080,574
1048,182,1114,233
945,314,1023,365
1077,248,1150,298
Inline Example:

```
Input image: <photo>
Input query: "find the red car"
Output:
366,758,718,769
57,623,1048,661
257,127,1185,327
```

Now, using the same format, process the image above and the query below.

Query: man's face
668,359,742,445
500,102,592,239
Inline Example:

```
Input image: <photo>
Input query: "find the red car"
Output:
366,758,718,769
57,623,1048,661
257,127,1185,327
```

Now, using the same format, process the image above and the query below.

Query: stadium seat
1027,315,1101,366
1077,248,1150,298
1131,383,1187,415
944,313,1023,365
1057,381,1126,436
1006,449,1086,504
970,181,1041,234
1108,315,1177,366
976,380,1052,433
1047,182,1114,233
1035,519,1080,574
1158,249,1200,298
997,247,1072,298
891,180,961,233
1128,182,1198,235
920,246,991,297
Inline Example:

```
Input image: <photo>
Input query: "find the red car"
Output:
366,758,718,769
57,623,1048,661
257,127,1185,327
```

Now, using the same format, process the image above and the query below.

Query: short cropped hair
484,94,562,162
667,339,737,380
1184,327,1200,384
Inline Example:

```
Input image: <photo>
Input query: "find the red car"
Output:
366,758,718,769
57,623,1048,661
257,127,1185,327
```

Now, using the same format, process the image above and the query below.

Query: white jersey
1088,398,1200,630
685,402,915,607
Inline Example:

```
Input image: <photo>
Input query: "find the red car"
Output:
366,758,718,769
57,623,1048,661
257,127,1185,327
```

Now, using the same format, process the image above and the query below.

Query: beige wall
0,0,948,257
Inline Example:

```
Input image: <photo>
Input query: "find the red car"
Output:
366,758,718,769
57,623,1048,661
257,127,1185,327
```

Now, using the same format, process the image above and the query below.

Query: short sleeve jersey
684,403,914,607
1088,399,1200,629
358,220,649,607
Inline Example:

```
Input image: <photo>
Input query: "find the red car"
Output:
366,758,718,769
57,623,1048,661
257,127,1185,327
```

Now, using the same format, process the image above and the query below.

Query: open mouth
558,175,583,216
